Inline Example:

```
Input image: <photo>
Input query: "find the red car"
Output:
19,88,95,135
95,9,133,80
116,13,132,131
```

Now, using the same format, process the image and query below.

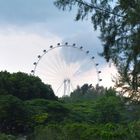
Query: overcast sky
0,0,117,96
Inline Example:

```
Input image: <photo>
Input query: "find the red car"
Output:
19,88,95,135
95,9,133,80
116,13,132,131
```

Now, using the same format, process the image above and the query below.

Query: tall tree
54,0,140,100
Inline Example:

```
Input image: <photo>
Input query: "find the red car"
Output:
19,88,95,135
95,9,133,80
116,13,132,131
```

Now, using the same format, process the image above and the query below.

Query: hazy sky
0,0,117,96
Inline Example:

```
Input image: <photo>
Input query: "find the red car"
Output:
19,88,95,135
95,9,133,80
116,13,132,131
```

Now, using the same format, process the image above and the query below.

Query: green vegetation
0,95,29,134
28,122,140,140
0,71,139,139
0,71,57,100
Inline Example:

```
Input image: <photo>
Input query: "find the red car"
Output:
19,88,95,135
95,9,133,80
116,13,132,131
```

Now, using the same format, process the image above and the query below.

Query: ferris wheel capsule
31,70,34,73
33,62,37,65
73,43,76,46
38,55,41,58
98,71,101,73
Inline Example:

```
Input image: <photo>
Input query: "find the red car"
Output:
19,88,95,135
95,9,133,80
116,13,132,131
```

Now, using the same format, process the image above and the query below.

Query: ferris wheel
31,42,102,97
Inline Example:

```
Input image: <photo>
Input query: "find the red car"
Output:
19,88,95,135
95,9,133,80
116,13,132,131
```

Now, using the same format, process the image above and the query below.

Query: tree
54,0,140,100
25,99,70,124
0,71,57,100
0,95,30,134
70,84,105,101
92,94,125,123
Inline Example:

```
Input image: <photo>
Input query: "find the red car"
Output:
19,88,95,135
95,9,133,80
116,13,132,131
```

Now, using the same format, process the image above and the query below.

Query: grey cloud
0,0,83,38
0,0,65,24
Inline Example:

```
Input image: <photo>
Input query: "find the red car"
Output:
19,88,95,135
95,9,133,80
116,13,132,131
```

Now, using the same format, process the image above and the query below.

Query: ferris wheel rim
31,42,102,95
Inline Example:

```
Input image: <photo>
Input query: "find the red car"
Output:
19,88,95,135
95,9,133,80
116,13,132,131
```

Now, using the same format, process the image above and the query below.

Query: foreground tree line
0,71,139,140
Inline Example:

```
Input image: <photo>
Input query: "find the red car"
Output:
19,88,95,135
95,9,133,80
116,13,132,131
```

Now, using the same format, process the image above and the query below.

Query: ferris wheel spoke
42,49,65,75
52,50,66,74
65,47,71,79
40,51,69,77
35,67,65,81
74,54,98,78
36,70,58,80
72,57,91,77
36,64,60,77
38,57,60,75
39,73,61,84
66,46,77,78
72,69,98,80
74,70,97,80
62,46,82,79
59,50,70,78
58,51,70,76
68,47,83,79
51,48,65,75
73,51,89,70
46,52,63,74
55,50,65,73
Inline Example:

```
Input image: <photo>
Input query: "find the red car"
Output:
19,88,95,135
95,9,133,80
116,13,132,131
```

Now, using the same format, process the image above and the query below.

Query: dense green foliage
0,133,16,140
25,99,69,125
0,71,57,100
0,95,30,134
0,71,139,139
28,122,140,140
69,84,105,101
54,0,140,100
26,87,139,140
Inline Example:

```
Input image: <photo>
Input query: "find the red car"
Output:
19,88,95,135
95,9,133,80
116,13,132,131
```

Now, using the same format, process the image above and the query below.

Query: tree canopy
68,84,105,101
0,95,29,134
0,71,57,100
54,0,140,100
0,79,139,139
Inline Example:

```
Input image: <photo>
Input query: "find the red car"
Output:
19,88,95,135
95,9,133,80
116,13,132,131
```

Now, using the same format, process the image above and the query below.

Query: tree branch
75,0,124,17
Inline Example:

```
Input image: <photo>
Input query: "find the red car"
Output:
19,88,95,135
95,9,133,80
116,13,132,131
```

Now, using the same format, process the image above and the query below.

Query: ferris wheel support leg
64,79,71,96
